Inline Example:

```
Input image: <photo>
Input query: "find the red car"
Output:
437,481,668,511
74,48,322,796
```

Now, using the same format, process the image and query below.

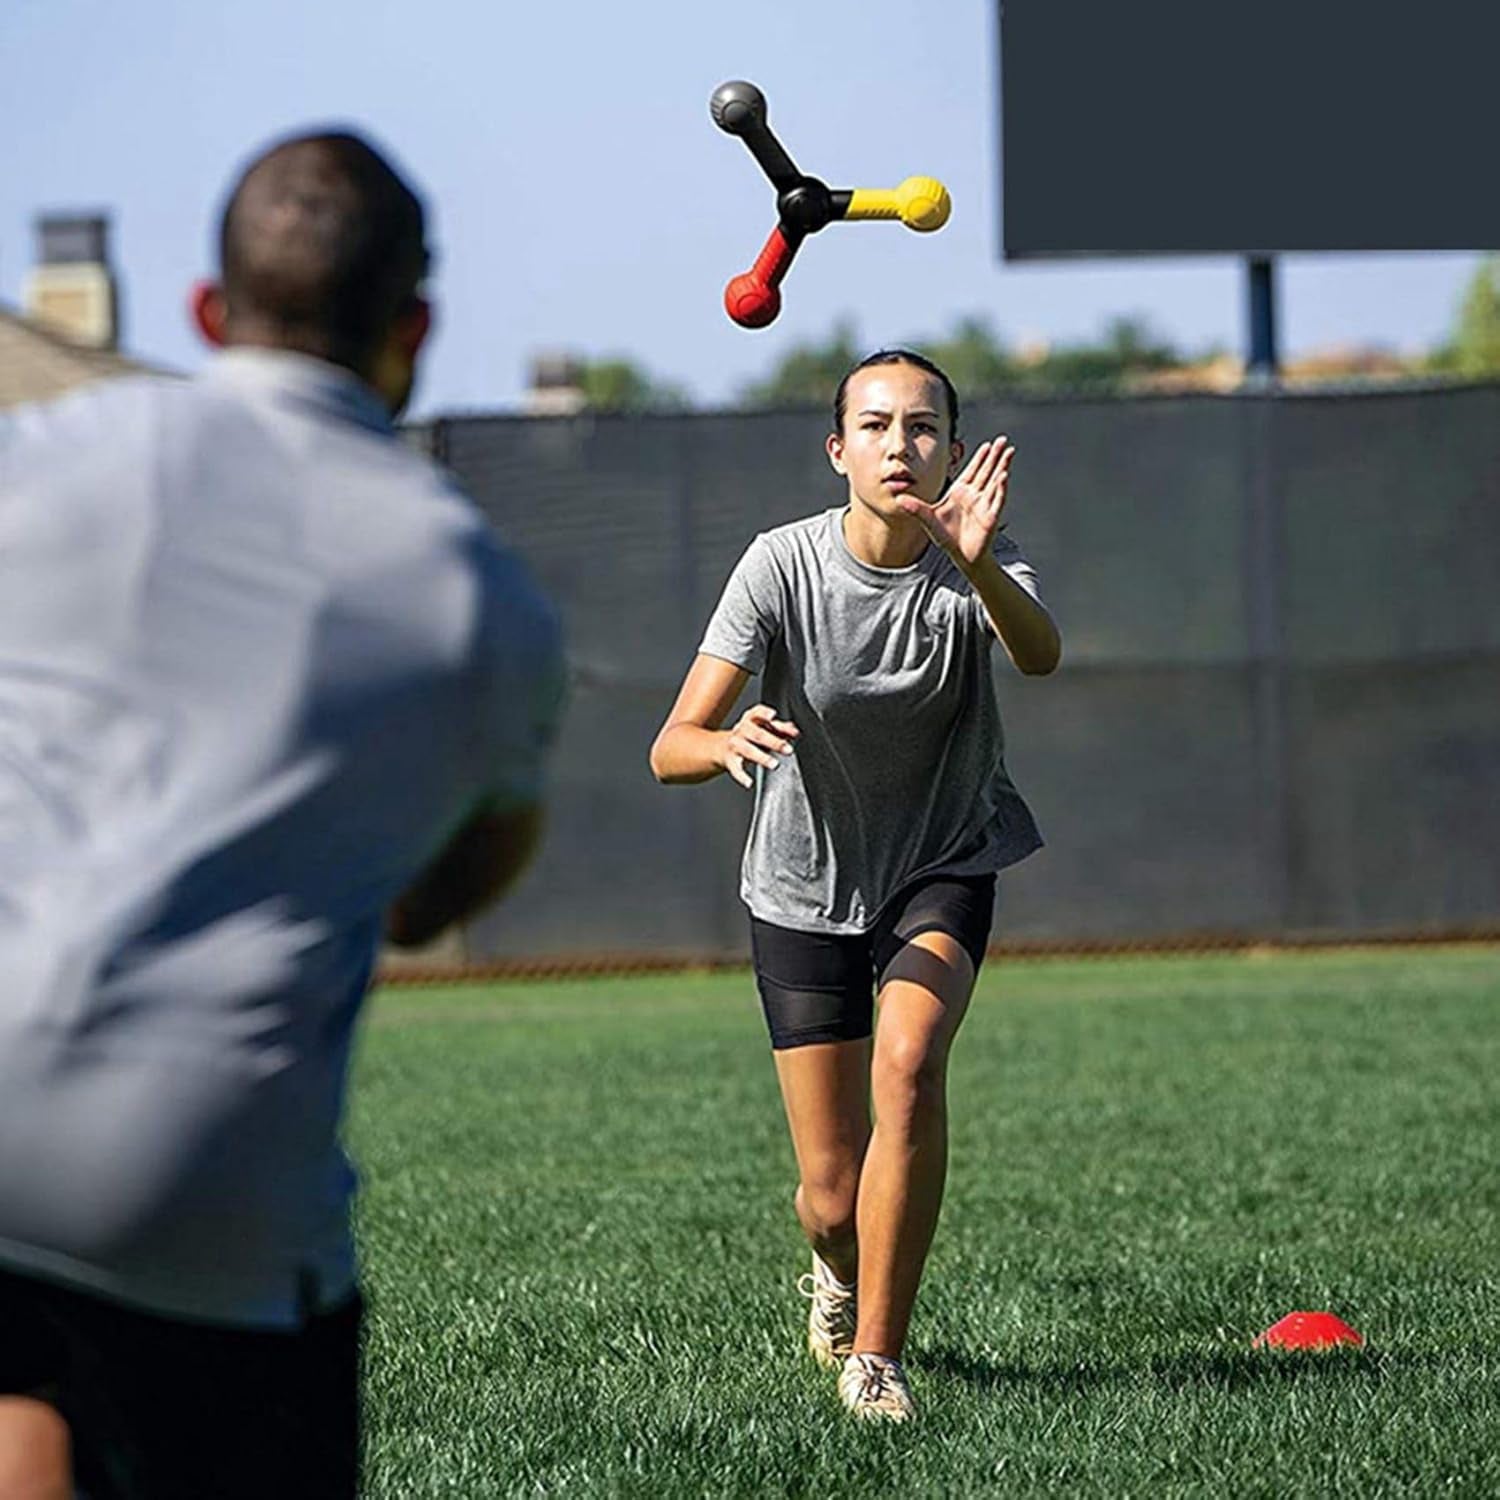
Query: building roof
0,302,167,409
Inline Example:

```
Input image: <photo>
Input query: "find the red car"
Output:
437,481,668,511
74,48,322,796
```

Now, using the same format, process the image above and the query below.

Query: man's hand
385,803,544,948
897,436,1015,572
719,703,799,789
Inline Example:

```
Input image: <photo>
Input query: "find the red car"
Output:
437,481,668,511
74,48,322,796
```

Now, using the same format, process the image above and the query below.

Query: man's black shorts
0,1266,361,1500
750,872,997,1050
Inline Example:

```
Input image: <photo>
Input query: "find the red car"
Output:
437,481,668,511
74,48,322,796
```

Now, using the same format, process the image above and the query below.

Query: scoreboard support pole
1245,255,1280,381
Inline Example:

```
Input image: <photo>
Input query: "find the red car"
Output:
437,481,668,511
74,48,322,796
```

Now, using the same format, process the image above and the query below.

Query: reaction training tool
711,80,951,328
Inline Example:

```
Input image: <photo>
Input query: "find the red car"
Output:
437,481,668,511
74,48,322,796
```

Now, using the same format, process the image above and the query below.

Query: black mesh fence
412,381,1500,962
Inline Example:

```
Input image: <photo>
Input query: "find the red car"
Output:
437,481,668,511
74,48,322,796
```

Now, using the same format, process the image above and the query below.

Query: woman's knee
872,1030,949,1122
798,1157,861,1236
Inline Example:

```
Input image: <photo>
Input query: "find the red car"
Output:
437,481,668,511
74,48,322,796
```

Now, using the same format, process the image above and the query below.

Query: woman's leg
771,1038,871,1284
751,917,875,1284
853,931,976,1358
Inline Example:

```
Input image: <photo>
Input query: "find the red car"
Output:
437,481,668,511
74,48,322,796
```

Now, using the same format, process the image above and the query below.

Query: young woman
649,350,1060,1422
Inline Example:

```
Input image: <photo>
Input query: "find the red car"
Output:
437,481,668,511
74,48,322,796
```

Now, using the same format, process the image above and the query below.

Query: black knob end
710,80,768,136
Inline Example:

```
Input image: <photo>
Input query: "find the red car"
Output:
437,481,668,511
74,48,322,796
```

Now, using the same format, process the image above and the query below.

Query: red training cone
1252,1311,1364,1350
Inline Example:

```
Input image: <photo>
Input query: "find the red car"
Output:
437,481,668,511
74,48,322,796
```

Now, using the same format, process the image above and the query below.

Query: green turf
351,948,1500,1497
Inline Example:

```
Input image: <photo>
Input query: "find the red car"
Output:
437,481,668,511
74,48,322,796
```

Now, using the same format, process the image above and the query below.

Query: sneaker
797,1253,857,1369
838,1353,917,1423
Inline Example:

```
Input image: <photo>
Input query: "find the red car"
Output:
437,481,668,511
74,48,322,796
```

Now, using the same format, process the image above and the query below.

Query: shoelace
797,1271,857,1345
845,1353,900,1405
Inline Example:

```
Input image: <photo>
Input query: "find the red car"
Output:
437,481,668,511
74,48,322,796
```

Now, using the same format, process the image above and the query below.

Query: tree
737,319,862,408
576,358,690,413
922,313,1185,395
1430,256,1500,377
1010,316,1182,392
915,316,1017,397
734,312,1194,409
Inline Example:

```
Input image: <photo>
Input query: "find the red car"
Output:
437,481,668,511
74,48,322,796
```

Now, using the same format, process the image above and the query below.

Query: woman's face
827,363,962,514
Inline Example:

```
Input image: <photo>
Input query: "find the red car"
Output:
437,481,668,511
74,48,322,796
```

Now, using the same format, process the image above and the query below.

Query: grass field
351,948,1499,1497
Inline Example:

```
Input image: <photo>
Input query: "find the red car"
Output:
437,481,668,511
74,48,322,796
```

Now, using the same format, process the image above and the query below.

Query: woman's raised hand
720,703,799,788
899,436,1015,571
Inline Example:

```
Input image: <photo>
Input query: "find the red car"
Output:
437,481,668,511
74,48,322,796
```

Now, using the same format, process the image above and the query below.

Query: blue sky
0,0,1480,417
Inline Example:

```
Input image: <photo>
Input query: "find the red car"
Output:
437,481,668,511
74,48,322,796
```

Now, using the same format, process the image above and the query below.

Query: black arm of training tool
712,83,851,236
710,80,801,192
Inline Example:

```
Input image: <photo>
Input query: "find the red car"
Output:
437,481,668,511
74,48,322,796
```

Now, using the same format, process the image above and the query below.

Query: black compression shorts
749,872,997,1050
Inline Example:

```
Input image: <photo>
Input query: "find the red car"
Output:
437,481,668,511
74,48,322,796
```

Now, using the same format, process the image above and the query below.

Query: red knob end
725,273,781,328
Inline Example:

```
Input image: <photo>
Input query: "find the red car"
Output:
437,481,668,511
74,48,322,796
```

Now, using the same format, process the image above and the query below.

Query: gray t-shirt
0,351,564,1328
699,507,1044,934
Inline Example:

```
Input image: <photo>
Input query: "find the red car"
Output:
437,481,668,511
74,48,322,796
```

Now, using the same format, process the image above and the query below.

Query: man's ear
393,295,432,360
825,431,848,476
947,439,965,479
190,281,228,347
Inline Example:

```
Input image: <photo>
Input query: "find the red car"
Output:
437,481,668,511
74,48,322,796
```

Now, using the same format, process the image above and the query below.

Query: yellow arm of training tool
845,176,952,232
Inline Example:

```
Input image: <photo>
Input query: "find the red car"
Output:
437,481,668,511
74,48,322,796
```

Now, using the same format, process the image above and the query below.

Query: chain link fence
400,380,1500,966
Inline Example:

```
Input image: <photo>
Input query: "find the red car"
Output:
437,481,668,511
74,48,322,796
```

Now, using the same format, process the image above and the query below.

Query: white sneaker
797,1253,857,1369
838,1353,917,1423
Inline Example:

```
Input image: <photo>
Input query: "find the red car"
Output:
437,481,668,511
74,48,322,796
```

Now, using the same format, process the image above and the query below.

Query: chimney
23,213,120,350
524,351,586,416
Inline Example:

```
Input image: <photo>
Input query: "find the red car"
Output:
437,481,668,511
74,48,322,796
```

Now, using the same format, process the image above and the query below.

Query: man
0,130,564,1498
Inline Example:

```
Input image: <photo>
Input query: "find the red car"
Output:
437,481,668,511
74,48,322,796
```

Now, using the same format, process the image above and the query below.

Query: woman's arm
962,552,1061,675
897,435,1061,676
649,653,799,787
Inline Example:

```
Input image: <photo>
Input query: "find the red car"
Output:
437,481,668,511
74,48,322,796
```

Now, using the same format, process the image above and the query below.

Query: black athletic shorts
750,872,997,1050
0,1266,361,1500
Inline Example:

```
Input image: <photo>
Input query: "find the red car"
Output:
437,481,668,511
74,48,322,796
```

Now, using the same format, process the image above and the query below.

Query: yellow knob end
897,176,951,232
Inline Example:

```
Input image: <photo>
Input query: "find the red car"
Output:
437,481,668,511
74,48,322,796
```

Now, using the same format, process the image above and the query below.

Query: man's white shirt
0,350,563,1327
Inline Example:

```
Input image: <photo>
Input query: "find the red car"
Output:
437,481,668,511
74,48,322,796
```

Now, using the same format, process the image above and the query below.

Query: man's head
193,130,432,414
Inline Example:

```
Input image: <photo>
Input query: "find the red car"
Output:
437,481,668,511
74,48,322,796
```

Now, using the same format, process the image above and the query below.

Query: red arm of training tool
723,223,803,329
